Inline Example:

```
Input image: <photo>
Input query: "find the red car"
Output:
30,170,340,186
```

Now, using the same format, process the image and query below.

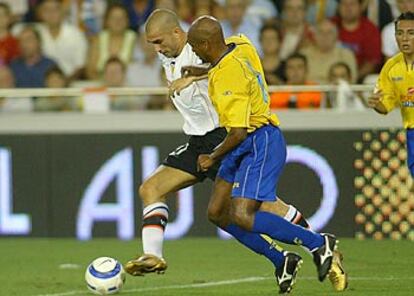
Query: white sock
284,205,298,222
142,202,169,258
284,204,314,253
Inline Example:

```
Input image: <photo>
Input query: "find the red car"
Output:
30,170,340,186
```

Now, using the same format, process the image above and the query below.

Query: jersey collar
211,43,236,68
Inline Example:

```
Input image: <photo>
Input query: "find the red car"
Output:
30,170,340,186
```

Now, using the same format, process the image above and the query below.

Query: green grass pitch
0,238,413,295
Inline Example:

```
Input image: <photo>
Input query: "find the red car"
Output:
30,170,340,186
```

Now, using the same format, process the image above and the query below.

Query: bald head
145,9,182,35
188,16,225,44
188,16,228,64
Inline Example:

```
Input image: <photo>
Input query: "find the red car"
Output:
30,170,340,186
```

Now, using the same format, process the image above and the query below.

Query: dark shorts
163,127,227,181
406,129,414,176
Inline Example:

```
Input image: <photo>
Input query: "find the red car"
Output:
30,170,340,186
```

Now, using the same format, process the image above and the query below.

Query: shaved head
144,9,186,58
145,9,182,35
188,15,225,45
187,16,227,63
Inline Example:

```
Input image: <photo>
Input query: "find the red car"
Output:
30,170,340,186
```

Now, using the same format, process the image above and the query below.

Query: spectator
270,53,323,109
10,26,55,88
34,65,79,112
22,0,42,22
66,0,107,37
194,0,214,17
271,0,283,12
0,0,28,22
301,19,357,83
122,0,156,31
363,0,393,31
279,0,313,60
175,0,194,24
327,62,366,110
146,67,174,110
0,3,19,65
86,4,136,79
37,0,88,79
128,33,162,87
221,0,262,54
382,0,414,60
0,64,13,88
306,0,338,25
332,0,382,82
0,65,33,112
259,23,284,85
103,57,143,110
155,0,190,30
246,0,278,26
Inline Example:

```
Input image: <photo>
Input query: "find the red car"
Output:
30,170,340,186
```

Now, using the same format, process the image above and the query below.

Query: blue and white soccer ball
85,257,126,295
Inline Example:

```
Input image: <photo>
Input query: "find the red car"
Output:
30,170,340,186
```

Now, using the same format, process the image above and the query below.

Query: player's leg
207,177,301,294
227,125,337,282
261,198,310,229
207,177,285,267
406,129,414,189
125,165,199,276
264,199,348,291
139,165,198,254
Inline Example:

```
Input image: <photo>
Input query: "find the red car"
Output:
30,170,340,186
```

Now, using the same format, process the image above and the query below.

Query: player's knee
138,182,160,204
207,206,225,227
230,207,252,231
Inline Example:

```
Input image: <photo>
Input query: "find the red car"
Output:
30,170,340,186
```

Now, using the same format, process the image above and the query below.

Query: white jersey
159,43,220,136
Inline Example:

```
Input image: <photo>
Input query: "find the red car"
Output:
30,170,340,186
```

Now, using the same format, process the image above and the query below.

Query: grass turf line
0,238,413,295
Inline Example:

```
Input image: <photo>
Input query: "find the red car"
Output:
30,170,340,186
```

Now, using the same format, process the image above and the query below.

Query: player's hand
197,154,215,172
168,77,194,98
367,90,383,108
181,65,209,77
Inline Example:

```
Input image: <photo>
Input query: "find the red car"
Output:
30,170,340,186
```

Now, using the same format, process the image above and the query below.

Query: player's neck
175,33,187,58
211,44,234,66
404,53,414,67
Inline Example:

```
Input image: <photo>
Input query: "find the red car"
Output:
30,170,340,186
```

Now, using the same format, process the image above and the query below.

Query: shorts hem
231,193,277,202
161,161,206,182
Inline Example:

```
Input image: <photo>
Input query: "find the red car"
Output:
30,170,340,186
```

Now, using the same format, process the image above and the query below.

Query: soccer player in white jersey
124,9,347,292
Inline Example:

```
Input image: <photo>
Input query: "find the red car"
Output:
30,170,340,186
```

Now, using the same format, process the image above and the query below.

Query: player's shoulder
210,54,251,84
216,52,247,73
225,34,252,46
382,52,404,72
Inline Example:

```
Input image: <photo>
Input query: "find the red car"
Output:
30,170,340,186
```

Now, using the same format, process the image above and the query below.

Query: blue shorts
217,124,286,201
406,129,414,176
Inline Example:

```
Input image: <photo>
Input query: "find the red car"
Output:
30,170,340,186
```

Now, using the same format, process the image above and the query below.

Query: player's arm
169,66,209,97
168,76,199,97
198,62,251,172
198,128,247,172
368,63,398,115
368,90,388,114
181,65,209,78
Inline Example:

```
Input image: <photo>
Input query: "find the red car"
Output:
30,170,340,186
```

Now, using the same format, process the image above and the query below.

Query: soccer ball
85,257,126,295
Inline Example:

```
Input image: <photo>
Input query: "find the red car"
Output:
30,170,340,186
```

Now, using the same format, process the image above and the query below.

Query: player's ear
172,27,181,36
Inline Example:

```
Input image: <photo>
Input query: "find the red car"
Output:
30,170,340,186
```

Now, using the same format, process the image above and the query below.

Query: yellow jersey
207,35,280,133
376,52,414,128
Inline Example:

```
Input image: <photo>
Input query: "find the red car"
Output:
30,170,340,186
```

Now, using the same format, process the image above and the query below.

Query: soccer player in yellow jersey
187,16,342,294
123,11,346,293
369,12,414,177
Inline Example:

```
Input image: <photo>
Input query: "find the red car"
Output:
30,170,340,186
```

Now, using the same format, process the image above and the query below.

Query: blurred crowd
0,0,408,112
